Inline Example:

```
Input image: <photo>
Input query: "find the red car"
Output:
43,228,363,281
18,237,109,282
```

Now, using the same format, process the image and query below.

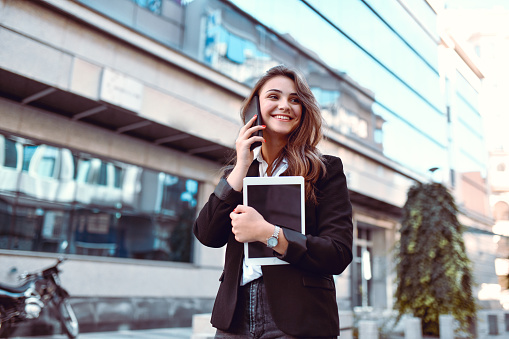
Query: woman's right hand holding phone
226,115,265,192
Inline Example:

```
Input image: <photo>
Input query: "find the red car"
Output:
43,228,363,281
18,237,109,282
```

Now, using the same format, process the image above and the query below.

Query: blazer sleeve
193,176,243,248
275,155,353,275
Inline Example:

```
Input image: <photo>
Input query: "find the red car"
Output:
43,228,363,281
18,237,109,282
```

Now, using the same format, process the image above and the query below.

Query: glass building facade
0,133,199,262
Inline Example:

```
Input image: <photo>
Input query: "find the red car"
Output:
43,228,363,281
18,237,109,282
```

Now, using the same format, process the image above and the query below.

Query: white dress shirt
240,146,288,286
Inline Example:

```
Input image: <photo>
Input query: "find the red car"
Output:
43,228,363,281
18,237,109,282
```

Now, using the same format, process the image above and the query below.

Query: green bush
394,182,477,337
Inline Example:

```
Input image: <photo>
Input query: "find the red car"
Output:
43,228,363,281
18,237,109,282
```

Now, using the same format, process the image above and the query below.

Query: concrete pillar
439,314,454,339
404,317,422,339
339,310,354,339
359,320,378,339
191,313,215,339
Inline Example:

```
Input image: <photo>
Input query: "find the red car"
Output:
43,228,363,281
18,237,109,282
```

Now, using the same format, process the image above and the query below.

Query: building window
353,227,373,309
497,162,506,172
132,0,162,14
494,201,509,221
2,138,17,168
0,133,199,263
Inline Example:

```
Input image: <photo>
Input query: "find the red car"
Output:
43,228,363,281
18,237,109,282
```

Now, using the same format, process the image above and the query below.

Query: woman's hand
230,205,289,254
235,114,265,168
226,115,265,191
230,205,272,243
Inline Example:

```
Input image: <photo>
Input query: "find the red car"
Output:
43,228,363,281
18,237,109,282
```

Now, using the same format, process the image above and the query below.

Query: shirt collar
252,145,288,177
253,145,264,163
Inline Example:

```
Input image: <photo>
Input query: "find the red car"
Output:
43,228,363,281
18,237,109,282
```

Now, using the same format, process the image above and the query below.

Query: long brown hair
240,65,326,204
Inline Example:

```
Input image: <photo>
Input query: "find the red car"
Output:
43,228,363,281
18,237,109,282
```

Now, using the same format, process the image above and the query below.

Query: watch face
267,237,278,248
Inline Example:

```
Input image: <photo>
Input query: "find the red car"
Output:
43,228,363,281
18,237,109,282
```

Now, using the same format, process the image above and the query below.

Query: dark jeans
215,277,296,339
214,278,336,339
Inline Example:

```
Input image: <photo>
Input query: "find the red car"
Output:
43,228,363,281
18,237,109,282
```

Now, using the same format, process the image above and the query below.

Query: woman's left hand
230,205,272,243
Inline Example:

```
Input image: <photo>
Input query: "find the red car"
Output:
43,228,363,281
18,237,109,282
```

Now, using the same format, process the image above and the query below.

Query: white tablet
243,176,305,265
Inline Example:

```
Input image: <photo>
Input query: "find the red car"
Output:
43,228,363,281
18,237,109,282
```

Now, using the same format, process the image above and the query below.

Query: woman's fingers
239,114,259,135
230,205,270,243
235,117,265,163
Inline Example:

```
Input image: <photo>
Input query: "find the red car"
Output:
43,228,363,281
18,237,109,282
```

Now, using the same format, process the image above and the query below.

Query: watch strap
272,226,280,240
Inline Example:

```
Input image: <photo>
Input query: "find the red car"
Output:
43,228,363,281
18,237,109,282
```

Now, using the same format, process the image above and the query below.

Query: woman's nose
279,99,289,110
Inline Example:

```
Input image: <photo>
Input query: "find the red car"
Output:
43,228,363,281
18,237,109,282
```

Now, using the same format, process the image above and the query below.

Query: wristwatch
267,226,280,249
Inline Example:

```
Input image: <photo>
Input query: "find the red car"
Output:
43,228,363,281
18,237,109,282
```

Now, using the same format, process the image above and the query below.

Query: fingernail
262,125,266,128
233,209,236,212
263,139,266,143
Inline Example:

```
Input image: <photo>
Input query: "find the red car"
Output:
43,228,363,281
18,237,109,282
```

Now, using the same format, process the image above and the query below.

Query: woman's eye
268,94,278,99
291,98,301,103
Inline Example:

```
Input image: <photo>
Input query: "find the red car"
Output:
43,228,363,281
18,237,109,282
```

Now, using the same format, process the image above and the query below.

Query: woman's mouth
273,115,291,121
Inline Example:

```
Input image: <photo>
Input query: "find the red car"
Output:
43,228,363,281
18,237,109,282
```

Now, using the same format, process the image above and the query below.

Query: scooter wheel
56,299,79,339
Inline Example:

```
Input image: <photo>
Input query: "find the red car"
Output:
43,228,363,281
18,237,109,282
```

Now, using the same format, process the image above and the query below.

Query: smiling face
259,76,303,142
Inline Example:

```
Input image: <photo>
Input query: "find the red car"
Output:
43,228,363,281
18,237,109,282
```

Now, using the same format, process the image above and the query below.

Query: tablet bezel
243,176,305,266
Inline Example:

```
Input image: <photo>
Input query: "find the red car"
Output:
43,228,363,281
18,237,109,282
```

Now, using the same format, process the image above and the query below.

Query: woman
194,65,353,338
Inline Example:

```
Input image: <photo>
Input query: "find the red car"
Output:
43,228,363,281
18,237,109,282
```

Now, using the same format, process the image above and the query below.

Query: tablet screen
243,176,305,265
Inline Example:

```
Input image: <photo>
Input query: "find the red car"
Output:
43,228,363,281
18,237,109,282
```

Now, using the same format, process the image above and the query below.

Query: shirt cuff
213,177,243,205
274,228,307,262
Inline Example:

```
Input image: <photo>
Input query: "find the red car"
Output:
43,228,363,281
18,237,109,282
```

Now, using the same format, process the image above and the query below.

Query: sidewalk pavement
11,327,196,339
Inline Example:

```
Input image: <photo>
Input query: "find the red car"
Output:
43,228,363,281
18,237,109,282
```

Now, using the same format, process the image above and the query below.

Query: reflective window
77,0,186,47
454,71,486,174
362,0,439,67
373,103,447,175
38,146,58,178
2,138,17,168
22,145,37,172
0,201,11,249
132,0,162,14
304,0,441,110
0,133,199,263
202,9,280,86
401,0,438,39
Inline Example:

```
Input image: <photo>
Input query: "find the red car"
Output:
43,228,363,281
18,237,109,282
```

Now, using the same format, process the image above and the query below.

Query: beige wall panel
0,0,68,48
196,247,225,270
143,144,220,183
63,121,116,158
198,82,244,122
70,57,102,100
0,98,22,133
7,0,118,67
0,28,73,89
154,63,205,104
108,134,150,166
0,254,221,299
143,145,184,176
154,63,244,122
59,260,221,298
141,87,239,147
111,43,162,86
193,181,226,269
319,138,412,208
62,20,117,67
17,105,72,144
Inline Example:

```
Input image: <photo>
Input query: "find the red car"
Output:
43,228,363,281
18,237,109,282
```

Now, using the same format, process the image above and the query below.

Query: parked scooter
0,258,79,338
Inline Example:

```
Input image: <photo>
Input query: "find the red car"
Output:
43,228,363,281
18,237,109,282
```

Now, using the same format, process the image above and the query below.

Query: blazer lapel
247,159,260,177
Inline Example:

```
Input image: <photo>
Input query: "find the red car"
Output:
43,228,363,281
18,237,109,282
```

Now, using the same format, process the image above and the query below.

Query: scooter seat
0,280,33,294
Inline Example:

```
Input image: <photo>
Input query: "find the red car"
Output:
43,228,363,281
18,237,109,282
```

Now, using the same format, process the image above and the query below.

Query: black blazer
193,155,353,337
